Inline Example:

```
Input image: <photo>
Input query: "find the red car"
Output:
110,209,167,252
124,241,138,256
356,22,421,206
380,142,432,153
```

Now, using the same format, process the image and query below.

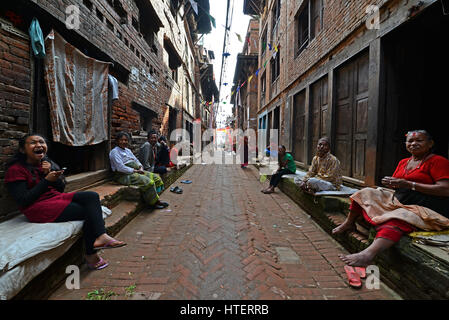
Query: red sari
352,154,449,242
4,163,75,223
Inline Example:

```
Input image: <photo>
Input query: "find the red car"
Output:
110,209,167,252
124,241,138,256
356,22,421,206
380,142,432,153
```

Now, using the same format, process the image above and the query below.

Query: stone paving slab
49,165,400,300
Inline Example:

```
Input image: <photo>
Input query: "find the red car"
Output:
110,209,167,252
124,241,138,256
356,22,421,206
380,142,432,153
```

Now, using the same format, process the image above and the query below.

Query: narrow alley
50,164,398,300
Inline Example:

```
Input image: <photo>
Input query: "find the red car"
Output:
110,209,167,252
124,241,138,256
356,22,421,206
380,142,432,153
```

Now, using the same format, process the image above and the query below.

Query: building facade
244,0,448,187
0,0,215,219
232,19,259,134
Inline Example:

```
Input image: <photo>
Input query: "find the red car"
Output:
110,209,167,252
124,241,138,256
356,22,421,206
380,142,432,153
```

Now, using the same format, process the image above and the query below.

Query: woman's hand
45,170,64,182
381,176,411,189
41,161,51,175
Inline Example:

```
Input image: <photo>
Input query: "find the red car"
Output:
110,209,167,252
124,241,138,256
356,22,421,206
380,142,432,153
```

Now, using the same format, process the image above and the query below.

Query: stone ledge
255,165,449,299
11,164,192,299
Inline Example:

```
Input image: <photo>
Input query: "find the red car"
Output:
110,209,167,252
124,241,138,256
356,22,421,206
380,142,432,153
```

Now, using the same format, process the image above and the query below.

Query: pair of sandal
170,186,183,194
87,257,109,270
88,239,127,270
344,265,366,289
154,201,169,209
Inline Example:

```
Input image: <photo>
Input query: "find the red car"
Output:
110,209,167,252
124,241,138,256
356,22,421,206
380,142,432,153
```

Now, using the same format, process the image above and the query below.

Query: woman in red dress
332,130,449,267
4,134,126,270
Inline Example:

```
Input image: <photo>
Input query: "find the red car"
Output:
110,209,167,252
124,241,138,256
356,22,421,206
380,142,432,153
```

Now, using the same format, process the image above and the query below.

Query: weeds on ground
86,288,117,300
125,284,137,297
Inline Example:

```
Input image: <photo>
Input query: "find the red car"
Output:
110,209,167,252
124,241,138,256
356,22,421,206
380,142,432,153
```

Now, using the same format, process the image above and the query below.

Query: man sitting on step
295,137,342,194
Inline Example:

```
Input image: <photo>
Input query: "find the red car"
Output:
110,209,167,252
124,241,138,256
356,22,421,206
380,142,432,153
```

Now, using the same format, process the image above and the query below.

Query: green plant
125,284,137,297
86,288,117,300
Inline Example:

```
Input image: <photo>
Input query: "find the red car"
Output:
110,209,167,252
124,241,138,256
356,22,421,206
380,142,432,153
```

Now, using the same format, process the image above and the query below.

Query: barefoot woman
4,134,126,270
333,130,449,267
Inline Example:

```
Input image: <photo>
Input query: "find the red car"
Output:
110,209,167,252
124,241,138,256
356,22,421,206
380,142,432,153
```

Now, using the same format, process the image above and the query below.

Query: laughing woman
333,130,449,267
109,132,168,209
4,133,126,270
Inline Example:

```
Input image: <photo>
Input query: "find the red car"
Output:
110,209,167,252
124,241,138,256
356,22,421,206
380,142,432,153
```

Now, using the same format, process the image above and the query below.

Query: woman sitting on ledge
4,133,126,271
109,131,168,209
333,130,449,267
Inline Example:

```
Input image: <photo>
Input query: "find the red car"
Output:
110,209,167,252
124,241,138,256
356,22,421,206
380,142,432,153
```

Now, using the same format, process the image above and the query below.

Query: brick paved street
50,164,400,300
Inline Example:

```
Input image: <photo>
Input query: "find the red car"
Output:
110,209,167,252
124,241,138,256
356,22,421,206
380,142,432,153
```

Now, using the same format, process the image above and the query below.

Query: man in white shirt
110,132,168,209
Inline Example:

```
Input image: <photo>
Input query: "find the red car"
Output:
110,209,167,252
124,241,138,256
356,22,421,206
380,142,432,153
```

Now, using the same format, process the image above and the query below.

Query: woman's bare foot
339,251,374,267
93,233,124,248
332,220,356,235
85,253,101,265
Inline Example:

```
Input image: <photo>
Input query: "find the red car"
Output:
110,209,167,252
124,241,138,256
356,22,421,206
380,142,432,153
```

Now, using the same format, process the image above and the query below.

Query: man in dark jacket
138,130,167,174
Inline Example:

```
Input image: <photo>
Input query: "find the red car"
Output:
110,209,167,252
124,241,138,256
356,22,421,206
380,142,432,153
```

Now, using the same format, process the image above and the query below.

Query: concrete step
13,163,193,299
105,200,142,236
275,172,449,299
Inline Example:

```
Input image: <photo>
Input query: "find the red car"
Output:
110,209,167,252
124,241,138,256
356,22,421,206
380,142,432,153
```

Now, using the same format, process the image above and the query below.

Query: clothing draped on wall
43,30,111,146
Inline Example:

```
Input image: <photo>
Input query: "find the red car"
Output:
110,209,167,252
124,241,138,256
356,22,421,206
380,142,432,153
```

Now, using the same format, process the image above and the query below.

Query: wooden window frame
295,0,324,57
270,50,280,83
271,0,281,37
261,27,268,56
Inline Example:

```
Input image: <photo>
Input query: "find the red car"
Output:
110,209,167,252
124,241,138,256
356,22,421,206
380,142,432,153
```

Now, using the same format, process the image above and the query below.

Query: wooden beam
366,37,382,186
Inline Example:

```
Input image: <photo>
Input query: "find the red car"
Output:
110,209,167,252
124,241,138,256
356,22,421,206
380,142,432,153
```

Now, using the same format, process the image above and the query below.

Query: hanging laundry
44,30,110,146
223,52,230,57
28,18,45,58
235,33,242,42
189,0,198,15
108,75,119,100
209,14,216,28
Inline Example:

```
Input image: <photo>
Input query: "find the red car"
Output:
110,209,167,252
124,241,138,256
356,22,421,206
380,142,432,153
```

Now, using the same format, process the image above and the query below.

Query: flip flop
170,186,183,194
93,239,127,250
87,257,109,270
180,180,192,184
344,265,362,289
355,267,366,279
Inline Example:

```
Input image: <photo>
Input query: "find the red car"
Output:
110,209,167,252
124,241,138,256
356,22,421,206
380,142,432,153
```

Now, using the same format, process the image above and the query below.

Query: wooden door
267,111,273,146
273,106,280,145
310,75,328,162
292,90,306,162
335,51,369,180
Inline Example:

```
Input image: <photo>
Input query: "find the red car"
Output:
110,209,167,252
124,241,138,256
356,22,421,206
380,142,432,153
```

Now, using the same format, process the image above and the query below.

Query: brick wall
28,0,199,140
0,0,204,218
284,0,386,87
0,21,32,219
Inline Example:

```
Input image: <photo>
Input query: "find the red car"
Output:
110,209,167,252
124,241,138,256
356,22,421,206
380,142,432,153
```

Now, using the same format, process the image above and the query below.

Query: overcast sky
202,0,251,128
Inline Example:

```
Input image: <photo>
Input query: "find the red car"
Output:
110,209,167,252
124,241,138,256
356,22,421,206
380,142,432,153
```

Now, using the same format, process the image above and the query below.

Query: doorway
379,3,449,181
334,50,369,181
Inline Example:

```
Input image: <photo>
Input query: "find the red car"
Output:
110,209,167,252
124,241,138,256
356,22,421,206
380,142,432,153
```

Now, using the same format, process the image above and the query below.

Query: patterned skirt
113,162,164,206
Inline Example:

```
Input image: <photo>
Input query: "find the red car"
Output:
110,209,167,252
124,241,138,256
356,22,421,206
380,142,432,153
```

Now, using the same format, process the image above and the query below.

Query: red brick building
232,19,259,134
245,0,448,187
0,0,216,219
